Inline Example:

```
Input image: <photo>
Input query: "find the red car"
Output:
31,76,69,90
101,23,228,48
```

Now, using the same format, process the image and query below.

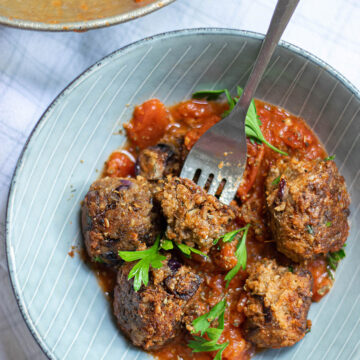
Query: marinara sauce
98,97,333,360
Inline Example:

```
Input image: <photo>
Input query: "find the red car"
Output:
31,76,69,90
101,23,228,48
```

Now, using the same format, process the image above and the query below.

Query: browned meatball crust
154,176,237,253
113,256,202,350
266,158,350,262
244,259,312,348
135,143,181,180
81,176,162,264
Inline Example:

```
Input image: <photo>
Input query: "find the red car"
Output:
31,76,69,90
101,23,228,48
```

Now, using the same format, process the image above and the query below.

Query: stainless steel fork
180,0,300,205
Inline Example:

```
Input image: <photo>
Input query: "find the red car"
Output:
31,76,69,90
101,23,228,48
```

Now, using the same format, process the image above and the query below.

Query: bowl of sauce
0,0,175,31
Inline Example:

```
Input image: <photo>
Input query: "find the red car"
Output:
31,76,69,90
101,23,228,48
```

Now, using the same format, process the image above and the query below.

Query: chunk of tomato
125,99,169,149
105,151,135,177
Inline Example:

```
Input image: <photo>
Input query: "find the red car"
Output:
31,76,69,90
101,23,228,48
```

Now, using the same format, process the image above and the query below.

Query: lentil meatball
135,143,180,180
266,158,350,262
155,176,237,253
244,259,312,348
113,256,202,350
135,136,188,180
81,176,162,264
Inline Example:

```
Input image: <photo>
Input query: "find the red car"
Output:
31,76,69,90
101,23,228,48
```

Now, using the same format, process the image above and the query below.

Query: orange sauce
307,258,333,302
104,151,135,178
93,266,117,296
95,98,332,360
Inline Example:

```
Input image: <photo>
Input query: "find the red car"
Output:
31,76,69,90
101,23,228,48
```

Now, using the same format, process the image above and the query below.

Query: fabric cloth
0,0,359,358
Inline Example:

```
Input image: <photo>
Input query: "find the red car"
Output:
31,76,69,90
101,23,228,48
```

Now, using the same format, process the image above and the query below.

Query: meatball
113,256,202,350
244,259,312,348
135,135,188,180
155,176,237,253
81,176,162,264
266,158,350,262
135,143,180,180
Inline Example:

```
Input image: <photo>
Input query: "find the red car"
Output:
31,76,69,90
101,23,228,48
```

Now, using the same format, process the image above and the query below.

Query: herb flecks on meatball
155,176,237,253
266,158,350,262
81,176,162,264
244,259,312,348
113,256,202,350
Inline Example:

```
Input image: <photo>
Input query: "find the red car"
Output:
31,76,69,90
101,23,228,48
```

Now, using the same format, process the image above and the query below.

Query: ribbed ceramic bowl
6,29,360,360
0,0,175,31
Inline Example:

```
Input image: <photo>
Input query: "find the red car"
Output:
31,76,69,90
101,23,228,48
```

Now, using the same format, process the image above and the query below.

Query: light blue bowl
6,29,360,360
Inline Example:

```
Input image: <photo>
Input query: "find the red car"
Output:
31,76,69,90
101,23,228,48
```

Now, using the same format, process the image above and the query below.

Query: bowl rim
5,27,360,360
0,0,175,31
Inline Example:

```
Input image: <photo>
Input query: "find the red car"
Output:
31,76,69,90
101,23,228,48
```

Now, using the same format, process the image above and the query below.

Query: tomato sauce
97,98,332,360
104,150,136,178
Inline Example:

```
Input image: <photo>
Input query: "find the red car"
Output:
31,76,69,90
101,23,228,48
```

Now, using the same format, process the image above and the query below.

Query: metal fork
180,0,300,205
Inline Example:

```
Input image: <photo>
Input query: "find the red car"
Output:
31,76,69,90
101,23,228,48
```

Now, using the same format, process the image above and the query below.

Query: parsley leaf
272,175,281,186
192,298,227,335
213,343,229,360
222,89,236,117
327,246,346,271
93,256,104,263
324,154,336,161
188,337,228,354
237,87,288,156
224,224,251,287
326,221,332,227
215,226,250,245
160,238,174,250
222,229,242,243
176,243,208,258
192,87,287,155
188,299,229,359
118,236,166,291
192,89,228,101
159,238,208,258
215,229,237,244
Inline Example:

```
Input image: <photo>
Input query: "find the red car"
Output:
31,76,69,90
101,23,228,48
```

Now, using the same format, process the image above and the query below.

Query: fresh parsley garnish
223,224,251,287
192,89,230,101
93,256,104,263
118,236,208,291
192,298,226,335
176,242,208,258
222,88,237,117
327,246,346,271
214,226,251,287
326,221,332,227
188,299,229,359
160,238,174,250
288,265,294,273
118,236,166,291
306,224,314,235
324,154,336,161
192,87,288,156
160,238,208,258
272,175,281,186
236,87,288,156
214,228,243,245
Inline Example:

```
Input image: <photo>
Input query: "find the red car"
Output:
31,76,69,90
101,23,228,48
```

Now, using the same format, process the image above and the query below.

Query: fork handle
236,0,300,112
